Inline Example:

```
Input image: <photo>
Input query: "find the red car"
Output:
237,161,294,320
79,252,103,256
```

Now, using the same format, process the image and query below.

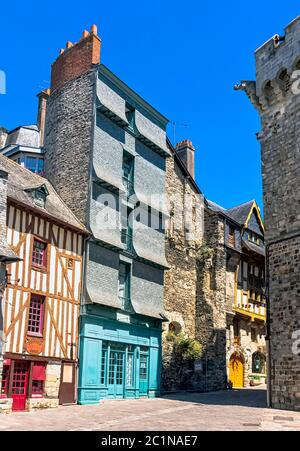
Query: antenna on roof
171,121,188,147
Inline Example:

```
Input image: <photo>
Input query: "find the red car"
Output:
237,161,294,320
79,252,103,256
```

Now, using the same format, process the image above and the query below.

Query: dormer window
34,186,48,208
25,184,49,209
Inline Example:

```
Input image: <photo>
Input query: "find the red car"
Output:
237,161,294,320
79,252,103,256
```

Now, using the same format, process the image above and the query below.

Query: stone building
0,155,86,413
162,139,205,391
207,200,266,388
236,15,300,411
44,26,170,404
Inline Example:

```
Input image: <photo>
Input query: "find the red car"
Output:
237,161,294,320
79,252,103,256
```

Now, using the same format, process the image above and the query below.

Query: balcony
122,177,134,197
119,296,134,313
121,230,133,253
234,302,266,322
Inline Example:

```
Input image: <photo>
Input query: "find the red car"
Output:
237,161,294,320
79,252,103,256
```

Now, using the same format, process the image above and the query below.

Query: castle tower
236,16,300,411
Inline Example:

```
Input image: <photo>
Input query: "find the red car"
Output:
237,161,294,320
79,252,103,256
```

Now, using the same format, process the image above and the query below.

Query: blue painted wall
78,307,162,405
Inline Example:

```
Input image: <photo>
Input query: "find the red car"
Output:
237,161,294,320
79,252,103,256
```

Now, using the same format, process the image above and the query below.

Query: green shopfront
78,306,162,404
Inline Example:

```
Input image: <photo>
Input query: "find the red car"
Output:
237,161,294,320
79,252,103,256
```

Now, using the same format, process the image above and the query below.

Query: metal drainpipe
265,243,272,408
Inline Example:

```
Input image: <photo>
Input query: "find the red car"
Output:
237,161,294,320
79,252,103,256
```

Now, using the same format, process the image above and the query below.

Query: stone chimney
175,140,195,179
0,127,8,149
37,89,50,147
50,25,101,93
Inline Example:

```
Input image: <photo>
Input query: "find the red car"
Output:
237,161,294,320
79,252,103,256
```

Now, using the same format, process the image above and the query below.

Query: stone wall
44,70,96,225
163,152,228,393
242,16,300,411
44,362,61,399
195,209,227,391
0,398,12,414
268,237,300,409
162,155,204,392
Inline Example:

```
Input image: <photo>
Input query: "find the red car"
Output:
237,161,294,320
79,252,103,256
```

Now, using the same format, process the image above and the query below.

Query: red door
12,361,29,411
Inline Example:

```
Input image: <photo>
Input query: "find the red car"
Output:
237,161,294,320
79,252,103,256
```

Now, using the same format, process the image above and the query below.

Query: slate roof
207,199,260,230
226,200,256,225
0,154,87,233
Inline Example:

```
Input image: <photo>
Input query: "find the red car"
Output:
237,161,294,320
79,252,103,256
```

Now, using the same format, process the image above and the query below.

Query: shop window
31,362,46,397
0,365,9,398
32,238,47,270
32,380,44,396
100,346,108,386
27,295,45,336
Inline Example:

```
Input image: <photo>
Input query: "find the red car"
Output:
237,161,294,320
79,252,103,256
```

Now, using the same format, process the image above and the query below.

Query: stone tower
236,16,300,411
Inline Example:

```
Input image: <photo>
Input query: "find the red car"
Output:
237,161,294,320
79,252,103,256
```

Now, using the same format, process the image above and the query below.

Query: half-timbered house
0,155,87,412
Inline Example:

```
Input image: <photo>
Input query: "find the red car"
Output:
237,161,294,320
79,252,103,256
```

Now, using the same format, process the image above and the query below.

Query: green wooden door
108,351,124,398
139,354,149,396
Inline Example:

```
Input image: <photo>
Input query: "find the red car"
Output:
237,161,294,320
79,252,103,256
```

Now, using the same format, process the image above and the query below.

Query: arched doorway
229,353,244,388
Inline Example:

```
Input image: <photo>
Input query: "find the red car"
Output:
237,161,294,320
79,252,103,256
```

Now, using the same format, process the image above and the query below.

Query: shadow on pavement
161,388,267,408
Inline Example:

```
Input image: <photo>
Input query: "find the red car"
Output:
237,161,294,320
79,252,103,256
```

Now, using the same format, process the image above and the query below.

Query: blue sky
0,1,299,212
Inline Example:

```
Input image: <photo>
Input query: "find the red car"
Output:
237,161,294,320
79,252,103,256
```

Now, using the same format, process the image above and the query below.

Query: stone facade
162,144,204,391
195,208,228,391
44,70,96,225
163,143,228,392
238,16,300,411
206,200,266,389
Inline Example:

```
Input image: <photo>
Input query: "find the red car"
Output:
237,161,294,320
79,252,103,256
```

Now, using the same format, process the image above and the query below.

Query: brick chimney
36,89,50,147
50,25,101,93
175,140,195,179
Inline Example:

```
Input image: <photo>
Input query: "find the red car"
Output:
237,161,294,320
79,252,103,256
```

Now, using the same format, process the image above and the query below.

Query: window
122,152,134,195
228,225,235,247
0,365,9,398
121,207,133,252
25,157,44,175
32,380,44,395
125,104,135,131
251,327,258,343
118,262,131,309
100,344,108,385
27,295,45,336
32,239,47,269
248,231,261,246
233,319,240,338
252,352,266,374
31,362,46,397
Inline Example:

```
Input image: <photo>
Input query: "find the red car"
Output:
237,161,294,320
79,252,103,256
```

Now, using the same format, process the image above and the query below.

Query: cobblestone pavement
1,387,300,431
